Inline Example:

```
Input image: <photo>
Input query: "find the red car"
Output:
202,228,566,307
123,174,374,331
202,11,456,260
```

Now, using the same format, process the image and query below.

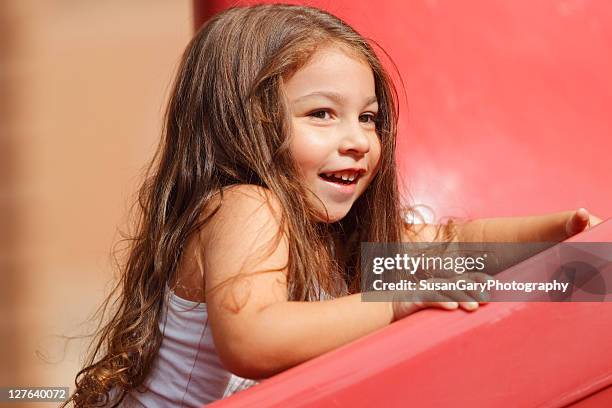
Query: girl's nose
339,121,371,155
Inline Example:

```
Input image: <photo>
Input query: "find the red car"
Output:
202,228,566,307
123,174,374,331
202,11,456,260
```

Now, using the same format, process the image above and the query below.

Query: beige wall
0,0,192,402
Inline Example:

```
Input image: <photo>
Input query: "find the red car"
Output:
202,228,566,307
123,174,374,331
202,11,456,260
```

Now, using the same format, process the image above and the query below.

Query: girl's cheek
290,132,335,176
292,127,333,154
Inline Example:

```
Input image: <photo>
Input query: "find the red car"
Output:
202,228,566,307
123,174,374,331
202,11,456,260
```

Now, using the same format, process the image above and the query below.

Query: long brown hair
64,4,449,406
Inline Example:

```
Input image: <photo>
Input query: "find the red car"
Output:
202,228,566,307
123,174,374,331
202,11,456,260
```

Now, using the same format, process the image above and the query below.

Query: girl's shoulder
202,184,284,226
173,184,287,302
197,183,287,257
217,184,277,204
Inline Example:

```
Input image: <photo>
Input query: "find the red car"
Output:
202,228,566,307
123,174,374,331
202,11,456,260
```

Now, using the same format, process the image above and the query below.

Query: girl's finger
566,208,590,237
423,301,459,310
463,271,495,285
455,273,493,302
414,291,459,310
462,286,490,303
440,288,479,304
445,293,481,311
458,301,480,311
432,283,480,311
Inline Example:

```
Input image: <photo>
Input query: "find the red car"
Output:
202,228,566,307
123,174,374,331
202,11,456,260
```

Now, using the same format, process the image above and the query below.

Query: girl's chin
304,191,355,223
313,206,351,223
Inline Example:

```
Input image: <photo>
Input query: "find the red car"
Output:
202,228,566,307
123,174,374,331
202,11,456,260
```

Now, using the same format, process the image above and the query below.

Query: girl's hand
391,272,492,321
565,208,603,237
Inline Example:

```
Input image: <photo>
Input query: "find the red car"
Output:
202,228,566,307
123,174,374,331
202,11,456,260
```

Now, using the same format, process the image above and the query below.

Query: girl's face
284,44,381,223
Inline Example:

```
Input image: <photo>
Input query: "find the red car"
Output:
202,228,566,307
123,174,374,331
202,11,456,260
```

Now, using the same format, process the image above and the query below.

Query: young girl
65,4,602,407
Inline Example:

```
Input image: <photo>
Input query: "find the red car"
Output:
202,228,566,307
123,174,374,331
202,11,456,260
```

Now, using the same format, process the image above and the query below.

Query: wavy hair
63,4,455,407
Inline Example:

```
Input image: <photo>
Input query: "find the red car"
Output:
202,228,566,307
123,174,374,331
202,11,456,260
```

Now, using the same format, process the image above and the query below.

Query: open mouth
318,171,361,186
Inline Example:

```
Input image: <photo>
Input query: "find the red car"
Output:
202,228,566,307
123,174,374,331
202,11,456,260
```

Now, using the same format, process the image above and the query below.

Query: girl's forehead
281,42,369,80
303,43,369,70
283,45,374,96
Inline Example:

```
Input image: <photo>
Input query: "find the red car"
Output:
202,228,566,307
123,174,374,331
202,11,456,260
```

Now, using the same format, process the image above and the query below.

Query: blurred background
0,0,192,402
1,0,611,405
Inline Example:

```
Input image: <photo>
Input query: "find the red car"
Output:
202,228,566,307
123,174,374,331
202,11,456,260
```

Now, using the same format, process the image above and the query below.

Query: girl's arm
200,186,482,380
455,208,603,242
200,185,396,380
404,208,603,243
402,209,604,274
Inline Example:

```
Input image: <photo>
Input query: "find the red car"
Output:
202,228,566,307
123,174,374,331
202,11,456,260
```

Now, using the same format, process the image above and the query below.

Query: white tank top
115,279,343,407
117,284,258,407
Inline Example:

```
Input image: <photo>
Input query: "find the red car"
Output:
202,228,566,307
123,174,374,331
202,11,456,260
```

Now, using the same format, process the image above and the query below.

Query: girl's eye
308,110,379,124
309,110,332,120
360,113,378,124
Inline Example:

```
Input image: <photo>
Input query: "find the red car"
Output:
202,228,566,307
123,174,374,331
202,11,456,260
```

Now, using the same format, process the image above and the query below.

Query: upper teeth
324,171,359,181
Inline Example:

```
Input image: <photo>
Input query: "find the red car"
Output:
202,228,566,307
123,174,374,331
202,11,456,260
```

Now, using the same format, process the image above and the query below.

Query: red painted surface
568,385,612,408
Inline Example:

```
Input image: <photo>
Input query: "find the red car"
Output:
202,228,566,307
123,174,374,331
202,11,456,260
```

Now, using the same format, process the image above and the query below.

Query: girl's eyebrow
291,91,378,107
